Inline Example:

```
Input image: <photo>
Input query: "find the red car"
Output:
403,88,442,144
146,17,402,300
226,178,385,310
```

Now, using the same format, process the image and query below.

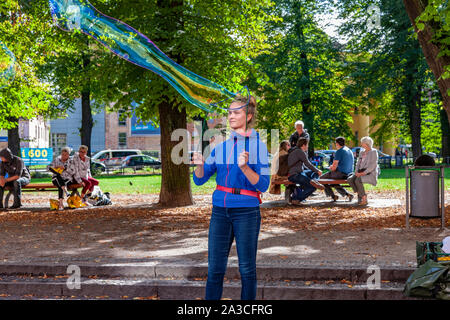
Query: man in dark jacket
289,120,310,148
0,148,31,209
287,138,324,203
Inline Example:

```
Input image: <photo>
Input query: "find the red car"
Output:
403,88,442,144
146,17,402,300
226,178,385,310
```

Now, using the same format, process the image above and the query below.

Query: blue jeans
288,170,318,201
0,177,30,207
206,205,261,300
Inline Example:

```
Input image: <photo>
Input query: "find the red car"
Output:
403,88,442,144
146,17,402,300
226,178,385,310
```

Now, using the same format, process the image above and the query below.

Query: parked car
92,149,142,167
311,152,330,169
317,150,336,157
352,147,392,161
67,149,106,174
90,160,106,174
377,150,391,158
121,155,161,170
316,150,336,166
351,147,363,158
316,152,331,164
377,150,392,168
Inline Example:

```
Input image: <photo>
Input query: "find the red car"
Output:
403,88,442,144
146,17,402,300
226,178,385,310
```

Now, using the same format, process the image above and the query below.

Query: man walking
320,137,354,201
0,148,31,209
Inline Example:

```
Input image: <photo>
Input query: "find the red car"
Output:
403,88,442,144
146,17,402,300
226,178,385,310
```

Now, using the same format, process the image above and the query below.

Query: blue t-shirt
334,146,354,175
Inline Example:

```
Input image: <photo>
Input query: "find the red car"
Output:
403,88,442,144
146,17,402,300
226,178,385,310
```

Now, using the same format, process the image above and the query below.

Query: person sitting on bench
320,137,354,202
71,145,99,204
287,137,324,204
269,140,291,194
0,148,31,209
347,136,380,206
47,147,77,210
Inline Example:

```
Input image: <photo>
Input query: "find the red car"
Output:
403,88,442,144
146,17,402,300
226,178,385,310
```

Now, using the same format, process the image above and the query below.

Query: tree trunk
158,99,193,207
440,108,450,164
80,50,93,157
409,85,422,160
7,118,20,157
402,0,450,125
302,99,315,159
156,0,192,207
295,3,314,158
80,89,93,157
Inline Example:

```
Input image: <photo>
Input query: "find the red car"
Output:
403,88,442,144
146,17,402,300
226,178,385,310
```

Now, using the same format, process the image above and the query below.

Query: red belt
216,185,262,204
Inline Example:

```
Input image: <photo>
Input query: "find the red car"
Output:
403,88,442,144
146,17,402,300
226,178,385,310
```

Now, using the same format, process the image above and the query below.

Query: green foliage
0,0,57,128
421,102,442,154
247,0,354,149
336,0,440,150
421,86,444,154
31,0,107,118
416,0,450,83
80,0,278,123
30,168,450,193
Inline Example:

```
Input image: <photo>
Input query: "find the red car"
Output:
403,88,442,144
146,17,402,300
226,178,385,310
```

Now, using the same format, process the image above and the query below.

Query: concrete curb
0,263,415,283
0,263,419,300
0,278,418,300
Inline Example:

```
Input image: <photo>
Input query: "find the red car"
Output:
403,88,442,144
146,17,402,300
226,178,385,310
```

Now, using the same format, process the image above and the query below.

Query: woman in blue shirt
192,94,270,300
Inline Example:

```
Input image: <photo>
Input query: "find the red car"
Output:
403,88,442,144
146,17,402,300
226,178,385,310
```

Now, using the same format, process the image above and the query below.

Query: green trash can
416,241,450,266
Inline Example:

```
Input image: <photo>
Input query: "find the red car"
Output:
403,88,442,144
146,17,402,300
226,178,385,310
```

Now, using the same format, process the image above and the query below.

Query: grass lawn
365,167,450,191
29,168,450,195
30,173,217,195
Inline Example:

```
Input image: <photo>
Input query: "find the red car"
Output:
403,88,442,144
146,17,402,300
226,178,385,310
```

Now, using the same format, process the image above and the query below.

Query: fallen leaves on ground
133,296,158,300
0,191,446,232
260,204,449,231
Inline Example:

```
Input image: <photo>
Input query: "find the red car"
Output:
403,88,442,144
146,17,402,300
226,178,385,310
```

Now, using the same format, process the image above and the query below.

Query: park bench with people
269,131,380,206
0,145,103,210
3,183,83,208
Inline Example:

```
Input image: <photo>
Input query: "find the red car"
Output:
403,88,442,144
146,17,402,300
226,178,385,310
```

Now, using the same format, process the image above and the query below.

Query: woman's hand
238,151,249,168
238,151,260,185
191,152,204,166
193,152,205,179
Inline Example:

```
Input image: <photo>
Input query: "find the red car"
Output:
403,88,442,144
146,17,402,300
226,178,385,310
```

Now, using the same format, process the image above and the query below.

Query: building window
118,132,127,147
51,133,67,156
118,110,127,126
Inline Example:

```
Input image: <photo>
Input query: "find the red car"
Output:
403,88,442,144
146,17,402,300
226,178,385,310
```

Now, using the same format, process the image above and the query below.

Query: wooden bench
271,178,349,186
18,183,83,192
3,183,83,208
271,177,350,203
